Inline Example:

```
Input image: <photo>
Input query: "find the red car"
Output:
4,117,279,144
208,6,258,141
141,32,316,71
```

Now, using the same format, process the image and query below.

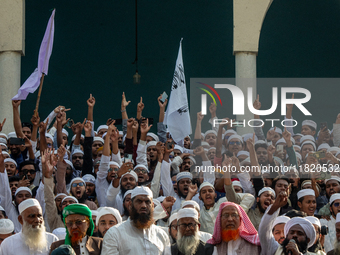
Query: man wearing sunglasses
133,164,149,186
69,178,97,210
18,161,37,190
321,193,340,253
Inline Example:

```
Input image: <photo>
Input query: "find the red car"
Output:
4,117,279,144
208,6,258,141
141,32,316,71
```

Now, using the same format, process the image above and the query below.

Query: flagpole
34,73,45,116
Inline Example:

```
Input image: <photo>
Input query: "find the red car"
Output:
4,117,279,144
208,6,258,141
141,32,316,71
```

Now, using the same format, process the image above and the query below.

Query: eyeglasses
72,156,83,160
229,141,241,145
134,169,148,174
20,170,36,175
65,219,88,228
170,224,177,230
71,182,85,188
178,223,197,230
221,213,239,219
108,168,118,173
334,202,340,207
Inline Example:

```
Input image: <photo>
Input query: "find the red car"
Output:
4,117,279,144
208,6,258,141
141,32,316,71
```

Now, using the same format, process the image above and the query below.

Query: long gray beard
177,230,200,255
22,220,48,252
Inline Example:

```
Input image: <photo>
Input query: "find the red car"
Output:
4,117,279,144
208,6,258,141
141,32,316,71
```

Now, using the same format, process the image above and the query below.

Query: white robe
320,215,336,253
0,231,58,255
101,218,170,255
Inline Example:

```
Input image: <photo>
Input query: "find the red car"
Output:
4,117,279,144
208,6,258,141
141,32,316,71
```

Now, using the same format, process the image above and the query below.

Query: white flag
164,38,192,143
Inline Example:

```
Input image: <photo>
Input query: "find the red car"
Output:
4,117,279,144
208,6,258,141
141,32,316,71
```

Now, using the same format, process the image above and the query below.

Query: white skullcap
269,127,283,135
83,174,96,184
301,141,316,151
146,132,159,142
0,205,4,211
199,181,214,191
275,138,286,145
327,147,340,153
305,216,321,228
102,132,107,140
302,120,317,130
72,149,84,156
204,130,217,138
91,210,98,217
325,176,340,184
284,217,316,248
301,181,312,188
201,141,209,147
71,134,84,142
109,161,120,168
134,164,149,173
61,196,79,204
45,133,54,141
0,133,8,139
4,158,17,167
62,129,69,137
15,187,32,196
169,213,178,225
273,216,290,228
119,131,123,136
7,132,17,139
293,133,303,137
52,227,66,240
120,171,138,183
300,135,316,144
177,172,193,182
329,193,340,205
0,219,14,234
18,198,41,215
297,189,315,200
227,135,243,144
237,151,250,157
293,145,301,150
70,177,86,187
208,147,216,151
337,213,340,224
123,190,133,200
317,143,330,151
258,187,276,198
174,145,184,153
96,207,122,226
295,153,302,161
243,133,258,143
222,130,237,140
64,159,74,169
131,186,153,199
0,143,7,149
55,193,67,200
232,181,243,190
181,200,200,212
147,141,157,148
255,140,267,145
93,137,104,144
0,138,7,145
96,125,108,133
1,151,9,157
188,156,196,165
177,208,198,221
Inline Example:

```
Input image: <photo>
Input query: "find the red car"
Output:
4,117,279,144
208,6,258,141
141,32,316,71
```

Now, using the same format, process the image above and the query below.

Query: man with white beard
0,198,58,255
166,208,206,255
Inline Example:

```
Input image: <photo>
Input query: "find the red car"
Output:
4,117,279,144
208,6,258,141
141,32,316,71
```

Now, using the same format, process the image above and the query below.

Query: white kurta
0,231,58,255
320,216,336,253
101,218,170,255
96,155,111,207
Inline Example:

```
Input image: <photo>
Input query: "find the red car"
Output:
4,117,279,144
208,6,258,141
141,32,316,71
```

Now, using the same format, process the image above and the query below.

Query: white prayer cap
0,138,7,145
317,129,331,137
64,159,74,169
61,196,79,204
7,132,17,139
188,156,196,165
327,147,340,153
325,176,340,184
232,181,243,190
134,164,149,173
284,217,316,248
96,207,122,226
15,187,32,196
131,186,153,199
169,213,178,225
302,120,317,130
301,181,312,188
301,141,316,151
297,189,315,200
52,227,66,240
275,138,286,145
318,143,331,151
222,130,237,140
199,181,214,191
18,198,41,215
255,140,267,145
176,172,193,182
0,205,4,211
273,216,290,228
4,158,17,167
70,177,86,187
93,137,104,144
119,131,123,136
204,130,217,138
181,201,200,212
305,216,321,228
1,151,9,158
295,153,302,161
300,135,315,144
55,193,67,200
120,171,138,183
96,125,108,133
109,161,120,169
337,213,340,224
329,193,340,205
269,127,283,135
201,141,209,147
227,135,243,144
0,133,8,139
83,174,96,184
237,151,250,157
293,145,301,150
62,129,69,137
72,149,84,156
0,219,14,234
243,133,258,143
45,133,54,141
147,141,157,148
71,134,84,142
208,147,216,151
91,210,98,217
293,133,303,137
258,187,276,198
177,208,199,221
123,190,133,200
146,132,159,142
174,145,184,153
0,143,7,149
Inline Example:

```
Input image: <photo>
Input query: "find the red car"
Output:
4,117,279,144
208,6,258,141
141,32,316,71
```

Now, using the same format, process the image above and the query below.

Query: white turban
120,171,138,184
93,137,104,144
329,193,340,205
61,196,79,204
83,174,96,184
15,187,32,196
45,133,54,141
96,207,122,226
62,129,69,137
169,213,178,225
181,201,200,212
305,216,321,228
174,145,184,153
131,186,153,199
96,125,108,133
0,219,14,234
177,208,198,221
109,161,121,168
227,135,243,144
146,132,159,142
297,189,315,200
176,172,193,182
273,216,290,228
199,182,214,191
284,217,316,248
4,158,17,167
258,187,276,198
146,141,157,148
302,120,317,130
18,198,41,215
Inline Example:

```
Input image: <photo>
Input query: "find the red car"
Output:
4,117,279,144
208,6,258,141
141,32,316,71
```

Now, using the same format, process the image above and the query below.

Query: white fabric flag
164,38,192,143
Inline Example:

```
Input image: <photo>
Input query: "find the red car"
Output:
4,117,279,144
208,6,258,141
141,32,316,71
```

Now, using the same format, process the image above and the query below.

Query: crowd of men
0,92,340,255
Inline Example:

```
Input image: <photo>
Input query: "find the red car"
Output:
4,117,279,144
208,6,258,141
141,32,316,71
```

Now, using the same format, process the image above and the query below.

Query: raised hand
197,111,204,122
274,190,288,208
116,162,134,178
282,127,292,147
41,149,57,178
87,94,96,108
188,183,198,195
23,136,32,148
0,150,5,173
132,120,139,134
164,141,174,154
137,97,144,112
158,94,168,108
267,127,277,141
106,118,114,126
73,119,86,135
84,121,92,134
121,92,131,109
18,176,30,188
193,146,205,157
246,133,255,151
140,118,152,134
0,118,6,132
31,112,40,127
39,118,49,134
253,94,261,110
162,196,176,209
209,102,217,117
336,113,340,125
156,141,165,162
12,100,21,109
57,145,66,162
267,145,276,155
127,118,134,129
